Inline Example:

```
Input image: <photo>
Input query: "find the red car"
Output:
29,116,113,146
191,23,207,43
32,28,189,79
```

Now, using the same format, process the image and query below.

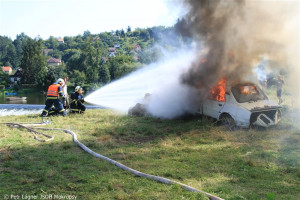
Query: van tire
220,114,236,131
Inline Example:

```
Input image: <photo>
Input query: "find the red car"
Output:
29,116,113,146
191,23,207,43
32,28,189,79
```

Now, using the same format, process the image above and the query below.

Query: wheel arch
219,112,234,120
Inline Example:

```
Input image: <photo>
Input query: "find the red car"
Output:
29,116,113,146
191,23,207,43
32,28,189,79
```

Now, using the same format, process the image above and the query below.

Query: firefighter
41,78,66,117
276,75,285,104
70,86,86,114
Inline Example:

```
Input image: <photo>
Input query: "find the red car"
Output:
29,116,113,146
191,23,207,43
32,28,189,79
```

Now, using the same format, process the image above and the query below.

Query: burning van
198,80,282,128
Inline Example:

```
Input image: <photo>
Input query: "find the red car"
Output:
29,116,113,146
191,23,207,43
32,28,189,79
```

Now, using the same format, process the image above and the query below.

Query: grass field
0,109,300,200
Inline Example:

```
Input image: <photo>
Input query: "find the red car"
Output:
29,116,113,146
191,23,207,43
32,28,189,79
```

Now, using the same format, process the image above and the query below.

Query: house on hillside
109,47,116,52
10,68,22,84
113,36,120,40
47,57,61,66
2,66,12,75
57,38,64,44
114,44,120,48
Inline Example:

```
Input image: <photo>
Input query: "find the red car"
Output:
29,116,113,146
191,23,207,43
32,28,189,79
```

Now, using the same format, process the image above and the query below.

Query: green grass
0,109,300,200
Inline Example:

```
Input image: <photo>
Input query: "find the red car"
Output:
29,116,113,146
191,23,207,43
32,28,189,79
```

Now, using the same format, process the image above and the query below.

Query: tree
46,36,59,49
127,26,131,32
0,71,11,87
67,52,84,73
42,65,65,90
98,65,110,83
62,49,81,63
82,38,98,83
0,36,17,68
20,38,47,85
70,70,86,86
83,30,91,40
106,57,119,80
86,65,99,83
106,55,133,80
13,33,29,67
5,43,17,67
115,62,142,79
140,29,150,41
115,30,120,36
120,29,126,37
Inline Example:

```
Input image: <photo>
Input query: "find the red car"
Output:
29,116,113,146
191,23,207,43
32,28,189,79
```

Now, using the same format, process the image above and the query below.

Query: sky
0,0,184,40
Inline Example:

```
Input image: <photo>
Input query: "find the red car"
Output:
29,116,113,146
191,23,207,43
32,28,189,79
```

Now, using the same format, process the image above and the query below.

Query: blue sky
0,0,184,40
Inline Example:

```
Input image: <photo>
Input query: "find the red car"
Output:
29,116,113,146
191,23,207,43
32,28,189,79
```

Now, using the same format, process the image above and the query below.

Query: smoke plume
176,0,299,102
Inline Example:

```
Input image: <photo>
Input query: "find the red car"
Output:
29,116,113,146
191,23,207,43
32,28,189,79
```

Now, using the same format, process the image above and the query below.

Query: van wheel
220,114,236,131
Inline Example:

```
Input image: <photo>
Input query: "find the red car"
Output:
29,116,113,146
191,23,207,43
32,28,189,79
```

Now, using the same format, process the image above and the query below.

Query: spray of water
85,48,202,118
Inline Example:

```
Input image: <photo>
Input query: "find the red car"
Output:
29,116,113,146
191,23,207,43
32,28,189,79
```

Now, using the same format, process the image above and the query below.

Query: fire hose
1,121,224,200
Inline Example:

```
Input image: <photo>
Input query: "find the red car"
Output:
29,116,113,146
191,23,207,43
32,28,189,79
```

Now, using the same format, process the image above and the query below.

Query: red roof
47,57,61,63
2,66,12,72
57,38,64,42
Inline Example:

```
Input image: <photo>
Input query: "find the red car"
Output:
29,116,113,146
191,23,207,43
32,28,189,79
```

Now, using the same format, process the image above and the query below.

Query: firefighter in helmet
41,78,67,117
70,86,86,113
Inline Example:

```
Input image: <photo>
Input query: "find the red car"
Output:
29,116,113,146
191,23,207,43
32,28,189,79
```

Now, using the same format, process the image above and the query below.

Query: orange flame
211,78,226,102
240,85,257,95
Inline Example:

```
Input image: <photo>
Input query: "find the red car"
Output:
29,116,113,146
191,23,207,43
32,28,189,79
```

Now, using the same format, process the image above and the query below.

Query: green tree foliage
0,36,17,68
83,30,91,40
70,70,86,86
106,55,134,80
62,49,81,63
120,29,126,37
43,65,66,90
45,36,59,49
20,38,47,85
98,64,110,83
52,49,63,59
0,71,11,87
115,62,143,79
13,33,29,67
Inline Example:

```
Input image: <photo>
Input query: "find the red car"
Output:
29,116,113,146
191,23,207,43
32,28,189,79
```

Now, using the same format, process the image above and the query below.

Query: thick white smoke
85,47,201,118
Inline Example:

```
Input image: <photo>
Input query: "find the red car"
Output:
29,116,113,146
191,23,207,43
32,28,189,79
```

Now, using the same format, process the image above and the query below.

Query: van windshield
231,83,267,103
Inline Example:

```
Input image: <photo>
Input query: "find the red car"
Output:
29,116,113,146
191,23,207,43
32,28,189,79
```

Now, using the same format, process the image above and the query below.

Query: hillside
0,27,182,90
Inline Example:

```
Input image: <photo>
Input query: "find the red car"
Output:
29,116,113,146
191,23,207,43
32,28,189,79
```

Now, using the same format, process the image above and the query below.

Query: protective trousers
41,99,66,116
70,102,86,113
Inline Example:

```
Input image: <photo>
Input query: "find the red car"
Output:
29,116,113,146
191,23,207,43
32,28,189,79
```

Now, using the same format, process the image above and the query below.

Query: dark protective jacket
70,91,85,111
71,92,84,102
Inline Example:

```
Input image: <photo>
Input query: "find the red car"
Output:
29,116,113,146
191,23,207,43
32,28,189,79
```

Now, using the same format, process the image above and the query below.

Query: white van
198,82,282,128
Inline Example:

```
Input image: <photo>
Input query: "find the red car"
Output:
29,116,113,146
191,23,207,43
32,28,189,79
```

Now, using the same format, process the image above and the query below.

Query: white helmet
57,78,65,86
75,86,82,92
